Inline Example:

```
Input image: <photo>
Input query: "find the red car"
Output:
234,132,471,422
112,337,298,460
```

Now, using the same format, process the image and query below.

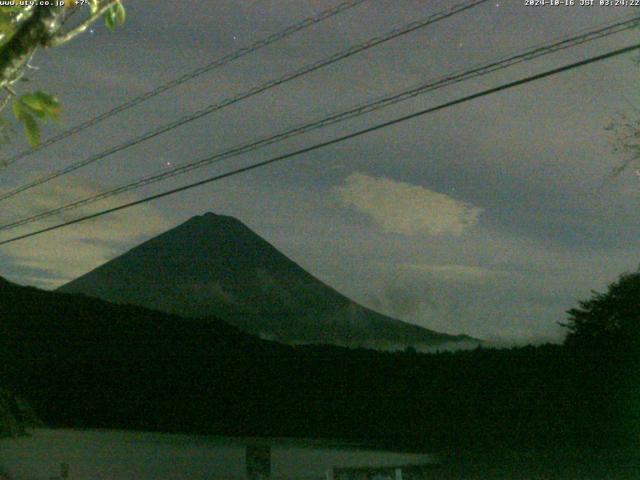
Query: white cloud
335,172,482,236
0,175,172,288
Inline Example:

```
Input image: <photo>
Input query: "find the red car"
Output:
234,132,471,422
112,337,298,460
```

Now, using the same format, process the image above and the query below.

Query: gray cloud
335,172,482,236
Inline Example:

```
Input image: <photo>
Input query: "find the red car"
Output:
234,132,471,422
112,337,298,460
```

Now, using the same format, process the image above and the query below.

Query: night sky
1,0,639,344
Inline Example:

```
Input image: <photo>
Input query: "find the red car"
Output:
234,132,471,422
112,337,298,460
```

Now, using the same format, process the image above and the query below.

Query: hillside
0,275,634,450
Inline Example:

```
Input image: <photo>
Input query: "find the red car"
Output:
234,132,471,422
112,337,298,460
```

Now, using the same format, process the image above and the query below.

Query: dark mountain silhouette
58,213,476,351
0,275,633,455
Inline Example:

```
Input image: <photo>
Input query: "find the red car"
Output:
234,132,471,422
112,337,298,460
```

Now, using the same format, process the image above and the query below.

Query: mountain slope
59,213,476,350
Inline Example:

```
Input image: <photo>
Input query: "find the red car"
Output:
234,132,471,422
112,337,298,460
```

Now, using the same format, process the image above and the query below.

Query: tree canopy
562,269,640,351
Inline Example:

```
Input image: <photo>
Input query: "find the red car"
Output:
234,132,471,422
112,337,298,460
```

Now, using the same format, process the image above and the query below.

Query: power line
1,0,369,167
1,41,637,247
1,14,638,233
0,0,489,203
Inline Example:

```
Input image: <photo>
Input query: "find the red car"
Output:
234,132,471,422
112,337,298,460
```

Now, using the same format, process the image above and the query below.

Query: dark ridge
3,275,637,452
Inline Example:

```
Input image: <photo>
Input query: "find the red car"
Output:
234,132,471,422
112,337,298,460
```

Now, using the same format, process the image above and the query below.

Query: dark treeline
0,275,637,452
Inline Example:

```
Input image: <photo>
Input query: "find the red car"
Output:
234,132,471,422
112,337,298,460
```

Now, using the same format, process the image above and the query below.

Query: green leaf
12,99,24,121
104,1,125,31
104,8,116,31
33,91,60,119
15,98,44,119
19,92,61,121
20,94,46,114
22,113,40,148
10,92,62,148
89,0,100,14
114,2,125,25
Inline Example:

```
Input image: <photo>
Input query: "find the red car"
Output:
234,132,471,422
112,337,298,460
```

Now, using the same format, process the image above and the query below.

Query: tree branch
0,6,66,89
0,92,12,113
47,0,120,48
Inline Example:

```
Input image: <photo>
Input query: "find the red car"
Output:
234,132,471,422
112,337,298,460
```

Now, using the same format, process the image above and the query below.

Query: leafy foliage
0,6,30,49
0,2,125,149
562,270,640,350
11,91,60,148
103,1,126,31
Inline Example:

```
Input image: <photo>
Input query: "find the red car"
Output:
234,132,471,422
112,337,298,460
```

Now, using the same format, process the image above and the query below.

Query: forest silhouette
0,271,637,455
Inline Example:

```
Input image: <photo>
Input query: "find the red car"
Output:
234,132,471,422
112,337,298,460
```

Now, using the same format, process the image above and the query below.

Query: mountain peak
180,212,246,230
59,213,477,351
203,212,224,218
199,212,236,221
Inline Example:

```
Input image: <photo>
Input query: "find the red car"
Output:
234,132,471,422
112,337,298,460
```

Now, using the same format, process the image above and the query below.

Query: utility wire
0,0,489,203
1,41,638,247
0,14,638,232
1,0,368,167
